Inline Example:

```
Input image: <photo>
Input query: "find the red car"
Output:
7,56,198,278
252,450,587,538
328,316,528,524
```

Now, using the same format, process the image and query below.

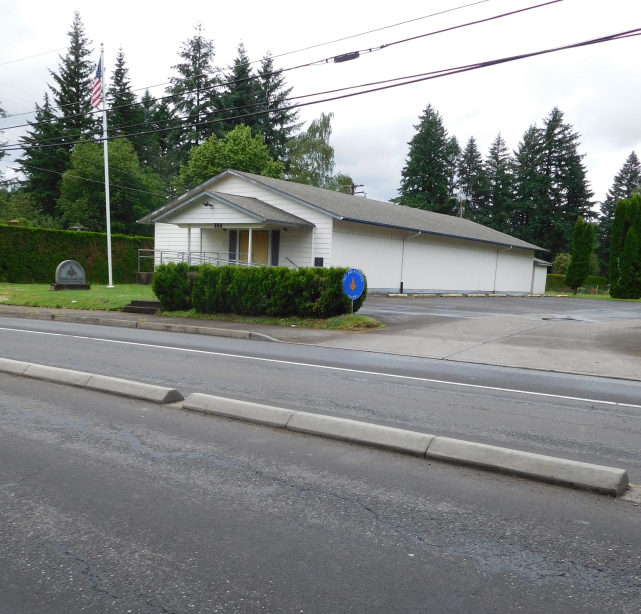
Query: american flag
91,58,102,110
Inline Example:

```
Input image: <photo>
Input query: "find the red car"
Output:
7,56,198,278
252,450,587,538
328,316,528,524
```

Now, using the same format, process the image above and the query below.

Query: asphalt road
2,375,641,614
1,317,640,483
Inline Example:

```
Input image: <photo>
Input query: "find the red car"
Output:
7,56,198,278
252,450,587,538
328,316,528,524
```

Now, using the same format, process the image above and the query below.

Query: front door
239,230,269,265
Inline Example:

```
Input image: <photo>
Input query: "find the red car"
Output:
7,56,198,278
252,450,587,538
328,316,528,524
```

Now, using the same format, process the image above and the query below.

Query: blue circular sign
342,268,365,300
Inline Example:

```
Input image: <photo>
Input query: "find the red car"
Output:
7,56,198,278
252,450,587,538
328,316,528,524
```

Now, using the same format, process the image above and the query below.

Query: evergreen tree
511,125,546,240
167,23,220,160
396,104,458,214
136,90,179,187
565,217,595,292
457,137,488,223
609,194,641,298
107,47,144,145
598,151,641,271
484,133,514,232
220,43,261,135
48,11,98,141
511,108,592,255
254,53,300,162
17,93,68,215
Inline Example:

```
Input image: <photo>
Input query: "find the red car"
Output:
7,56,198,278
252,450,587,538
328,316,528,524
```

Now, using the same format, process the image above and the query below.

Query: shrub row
546,274,607,292
0,225,153,284
152,263,367,317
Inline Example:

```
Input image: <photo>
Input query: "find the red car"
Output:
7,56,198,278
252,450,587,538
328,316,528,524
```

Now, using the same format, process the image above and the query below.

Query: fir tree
511,108,592,255
17,93,68,215
254,53,300,162
598,151,641,271
220,43,261,135
167,23,220,159
484,133,514,232
457,137,488,223
136,90,180,190
48,11,98,141
107,47,144,146
565,217,595,292
0,101,6,173
396,104,459,214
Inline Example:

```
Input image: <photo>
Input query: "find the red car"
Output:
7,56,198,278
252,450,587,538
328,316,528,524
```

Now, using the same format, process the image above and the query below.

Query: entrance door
239,230,269,265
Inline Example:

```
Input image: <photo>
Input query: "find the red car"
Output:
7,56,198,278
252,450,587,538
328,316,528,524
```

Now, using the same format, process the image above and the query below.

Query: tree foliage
174,124,283,193
457,137,489,223
511,108,592,255
57,139,164,234
166,23,221,158
609,194,641,299
396,104,459,214
565,217,595,292
107,48,145,147
598,151,641,270
484,133,514,231
285,112,352,190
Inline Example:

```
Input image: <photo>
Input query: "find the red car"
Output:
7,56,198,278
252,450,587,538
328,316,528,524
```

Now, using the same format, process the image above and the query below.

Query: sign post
342,268,365,314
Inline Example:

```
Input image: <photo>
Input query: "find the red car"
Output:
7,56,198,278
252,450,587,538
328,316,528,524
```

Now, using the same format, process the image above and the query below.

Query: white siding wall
213,176,333,266
167,199,256,225
532,264,548,294
332,220,535,293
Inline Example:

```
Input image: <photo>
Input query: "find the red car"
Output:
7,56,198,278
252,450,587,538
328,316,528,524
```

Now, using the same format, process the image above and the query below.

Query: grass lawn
0,283,156,311
0,283,383,331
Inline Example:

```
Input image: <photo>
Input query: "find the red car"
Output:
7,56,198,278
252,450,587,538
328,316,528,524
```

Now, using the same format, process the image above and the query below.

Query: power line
0,0,563,125
3,26,638,156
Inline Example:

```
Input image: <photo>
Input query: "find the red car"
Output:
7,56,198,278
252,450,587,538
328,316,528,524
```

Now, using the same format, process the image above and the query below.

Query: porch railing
138,249,259,273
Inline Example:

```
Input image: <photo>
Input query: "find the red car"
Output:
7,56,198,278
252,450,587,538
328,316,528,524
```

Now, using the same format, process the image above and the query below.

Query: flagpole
100,43,114,288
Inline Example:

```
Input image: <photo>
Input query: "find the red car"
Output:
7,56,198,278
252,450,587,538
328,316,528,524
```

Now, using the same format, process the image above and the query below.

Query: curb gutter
0,357,630,497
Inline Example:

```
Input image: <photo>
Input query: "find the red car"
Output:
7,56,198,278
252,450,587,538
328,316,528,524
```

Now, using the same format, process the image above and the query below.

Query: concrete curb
0,356,629,496
0,308,278,342
181,392,629,497
0,357,183,404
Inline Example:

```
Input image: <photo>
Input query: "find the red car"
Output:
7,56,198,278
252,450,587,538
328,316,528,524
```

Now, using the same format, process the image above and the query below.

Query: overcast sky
1,0,640,206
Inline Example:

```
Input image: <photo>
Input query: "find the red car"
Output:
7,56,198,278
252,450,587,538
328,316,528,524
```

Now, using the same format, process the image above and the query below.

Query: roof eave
339,217,545,251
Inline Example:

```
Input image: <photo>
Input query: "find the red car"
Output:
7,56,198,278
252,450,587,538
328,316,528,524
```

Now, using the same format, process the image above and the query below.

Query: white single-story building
139,169,548,294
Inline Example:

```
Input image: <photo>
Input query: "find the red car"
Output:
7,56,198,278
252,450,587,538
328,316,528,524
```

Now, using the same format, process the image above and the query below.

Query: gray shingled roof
140,169,544,251
230,171,544,251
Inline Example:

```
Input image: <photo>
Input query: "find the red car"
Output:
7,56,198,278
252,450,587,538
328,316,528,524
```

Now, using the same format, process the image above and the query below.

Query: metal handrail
138,249,262,272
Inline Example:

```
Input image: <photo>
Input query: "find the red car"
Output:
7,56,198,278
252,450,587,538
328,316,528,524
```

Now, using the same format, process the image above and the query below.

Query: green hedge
0,224,153,283
154,264,367,317
546,273,606,292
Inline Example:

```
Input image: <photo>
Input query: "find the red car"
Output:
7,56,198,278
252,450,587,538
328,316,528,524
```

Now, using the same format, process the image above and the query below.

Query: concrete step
121,300,163,314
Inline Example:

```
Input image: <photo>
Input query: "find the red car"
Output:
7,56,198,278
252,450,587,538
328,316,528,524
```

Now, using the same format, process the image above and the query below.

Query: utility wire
0,0,563,124
2,26,638,155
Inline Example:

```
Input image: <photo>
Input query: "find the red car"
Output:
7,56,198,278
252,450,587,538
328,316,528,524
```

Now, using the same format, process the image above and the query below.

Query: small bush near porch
152,263,367,318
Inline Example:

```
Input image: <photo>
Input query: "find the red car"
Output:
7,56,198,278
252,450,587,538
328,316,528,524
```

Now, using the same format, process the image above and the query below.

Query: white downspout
248,228,253,265
187,225,192,265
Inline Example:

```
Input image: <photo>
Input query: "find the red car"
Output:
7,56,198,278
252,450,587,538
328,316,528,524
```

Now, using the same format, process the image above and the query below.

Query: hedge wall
0,225,153,284
153,263,367,318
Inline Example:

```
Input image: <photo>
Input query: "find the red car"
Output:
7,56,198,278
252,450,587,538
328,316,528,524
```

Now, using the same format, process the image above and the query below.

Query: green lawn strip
544,291,640,302
162,309,384,332
0,283,155,310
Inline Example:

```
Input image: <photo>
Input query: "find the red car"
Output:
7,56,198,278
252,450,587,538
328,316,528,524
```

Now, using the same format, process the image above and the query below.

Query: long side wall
331,221,534,293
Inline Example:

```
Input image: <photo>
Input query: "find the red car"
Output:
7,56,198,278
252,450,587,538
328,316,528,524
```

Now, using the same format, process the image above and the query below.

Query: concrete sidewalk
0,300,640,381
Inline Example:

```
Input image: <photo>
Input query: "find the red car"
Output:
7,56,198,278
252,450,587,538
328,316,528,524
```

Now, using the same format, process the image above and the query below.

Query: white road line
2,326,640,410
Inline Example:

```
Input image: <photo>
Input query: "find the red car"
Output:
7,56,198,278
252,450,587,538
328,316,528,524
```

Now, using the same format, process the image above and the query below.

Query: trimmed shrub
546,274,606,293
0,224,152,283
151,262,193,310
187,265,367,318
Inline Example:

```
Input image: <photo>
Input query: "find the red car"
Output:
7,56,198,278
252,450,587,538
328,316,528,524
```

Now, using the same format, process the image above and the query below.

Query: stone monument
51,260,91,291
